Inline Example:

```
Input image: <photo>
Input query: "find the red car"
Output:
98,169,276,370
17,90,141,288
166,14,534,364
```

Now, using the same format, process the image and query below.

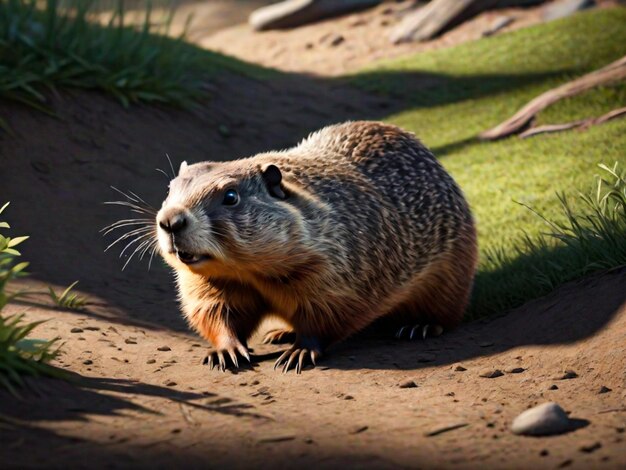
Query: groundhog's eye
223,189,239,206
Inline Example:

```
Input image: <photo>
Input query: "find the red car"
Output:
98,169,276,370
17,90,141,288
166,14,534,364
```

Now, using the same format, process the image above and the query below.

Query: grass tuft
48,281,88,311
0,0,205,110
469,162,626,318
0,202,65,398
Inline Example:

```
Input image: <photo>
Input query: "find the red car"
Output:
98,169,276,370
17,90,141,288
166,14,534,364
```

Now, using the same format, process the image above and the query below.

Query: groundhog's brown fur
156,121,477,372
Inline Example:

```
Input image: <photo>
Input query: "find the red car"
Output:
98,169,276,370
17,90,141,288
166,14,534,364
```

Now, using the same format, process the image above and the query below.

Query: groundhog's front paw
274,345,322,374
274,335,325,374
203,342,251,372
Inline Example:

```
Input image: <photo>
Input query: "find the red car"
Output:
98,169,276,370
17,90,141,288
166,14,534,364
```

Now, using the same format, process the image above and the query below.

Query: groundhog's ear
262,164,286,200
179,161,188,175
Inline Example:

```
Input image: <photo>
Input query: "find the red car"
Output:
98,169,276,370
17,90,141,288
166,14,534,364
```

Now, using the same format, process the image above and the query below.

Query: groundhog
155,121,477,373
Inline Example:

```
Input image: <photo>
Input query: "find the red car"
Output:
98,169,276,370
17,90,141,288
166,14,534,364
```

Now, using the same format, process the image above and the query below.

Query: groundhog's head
157,159,309,280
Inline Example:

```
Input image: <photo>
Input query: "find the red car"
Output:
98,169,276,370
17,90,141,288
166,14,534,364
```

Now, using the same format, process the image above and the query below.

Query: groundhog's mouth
176,250,211,265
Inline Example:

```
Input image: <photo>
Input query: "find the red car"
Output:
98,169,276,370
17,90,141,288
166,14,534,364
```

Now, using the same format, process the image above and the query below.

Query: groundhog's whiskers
106,226,154,253
103,186,159,271
101,218,154,236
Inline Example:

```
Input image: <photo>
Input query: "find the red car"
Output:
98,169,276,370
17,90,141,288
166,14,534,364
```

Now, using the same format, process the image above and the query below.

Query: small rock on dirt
598,386,611,394
82,359,93,365
479,369,504,378
579,441,602,453
165,381,177,387
157,346,171,352
399,380,418,389
70,327,83,333
505,367,525,374
556,370,578,380
124,338,137,345
549,384,559,390
454,365,467,372
329,34,345,47
146,359,156,364
511,402,573,436
84,326,100,331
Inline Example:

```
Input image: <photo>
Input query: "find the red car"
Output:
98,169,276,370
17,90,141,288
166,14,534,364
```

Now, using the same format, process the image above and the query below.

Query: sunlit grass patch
352,8,626,316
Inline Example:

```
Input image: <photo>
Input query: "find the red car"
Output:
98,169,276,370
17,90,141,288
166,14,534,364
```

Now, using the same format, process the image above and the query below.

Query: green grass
352,8,626,317
0,0,272,116
48,281,88,311
0,203,64,397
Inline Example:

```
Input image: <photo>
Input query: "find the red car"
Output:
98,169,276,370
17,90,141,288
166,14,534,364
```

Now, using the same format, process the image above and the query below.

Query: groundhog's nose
158,211,187,234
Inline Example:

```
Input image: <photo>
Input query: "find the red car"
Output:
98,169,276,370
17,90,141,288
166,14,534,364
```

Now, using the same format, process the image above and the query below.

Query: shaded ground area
1,269,625,468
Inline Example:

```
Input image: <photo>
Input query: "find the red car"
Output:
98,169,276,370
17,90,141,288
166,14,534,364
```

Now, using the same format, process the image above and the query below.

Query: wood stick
480,55,626,140
519,106,626,139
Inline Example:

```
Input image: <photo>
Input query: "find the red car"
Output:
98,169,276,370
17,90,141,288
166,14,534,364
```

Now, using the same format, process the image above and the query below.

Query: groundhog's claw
274,346,321,374
262,329,297,345
395,324,443,340
203,345,251,372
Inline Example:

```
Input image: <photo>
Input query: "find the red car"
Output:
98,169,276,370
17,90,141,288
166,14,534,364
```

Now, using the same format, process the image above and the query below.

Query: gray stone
479,368,504,378
543,0,596,22
249,0,381,32
511,402,571,436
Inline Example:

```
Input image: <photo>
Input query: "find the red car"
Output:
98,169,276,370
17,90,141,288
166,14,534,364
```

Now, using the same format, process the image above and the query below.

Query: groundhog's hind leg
391,227,478,339
262,328,297,345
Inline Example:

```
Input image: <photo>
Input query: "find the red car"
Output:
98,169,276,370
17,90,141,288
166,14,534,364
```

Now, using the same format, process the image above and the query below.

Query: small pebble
556,370,578,380
82,359,93,365
454,365,467,372
598,386,611,394
479,369,504,378
549,384,559,390
579,442,601,453
165,381,177,387
399,380,418,389
539,449,549,457
84,326,100,331
558,460,573,468
511,402,572,436
125,338,137,345
146,359,156,364
344,395,354,400
505,367,525,374
329,34,345,47
70,327,83,333
157,346,171,352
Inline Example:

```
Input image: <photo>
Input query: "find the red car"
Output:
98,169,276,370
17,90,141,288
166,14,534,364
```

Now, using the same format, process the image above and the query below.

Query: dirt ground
1,1,625,468
200,0,620,76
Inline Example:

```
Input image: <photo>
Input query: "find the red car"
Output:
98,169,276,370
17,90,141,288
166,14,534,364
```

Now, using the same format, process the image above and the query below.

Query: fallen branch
519,107,626,138
480,55,626,140
390,0,544,44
